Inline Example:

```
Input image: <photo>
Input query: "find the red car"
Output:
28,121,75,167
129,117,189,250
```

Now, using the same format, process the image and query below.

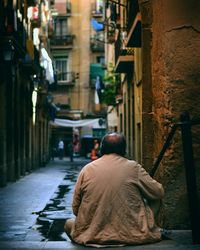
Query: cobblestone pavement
0,158,199,250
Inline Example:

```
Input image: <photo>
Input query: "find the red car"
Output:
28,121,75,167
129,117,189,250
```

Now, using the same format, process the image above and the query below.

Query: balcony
115,49,134,73
126,0,141,47
50,34,74,49
90,36,105,52
115,32,134,73
91,3,103,18
56,72,76,86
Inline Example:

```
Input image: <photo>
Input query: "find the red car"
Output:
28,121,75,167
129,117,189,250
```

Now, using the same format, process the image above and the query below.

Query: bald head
100,133,126,157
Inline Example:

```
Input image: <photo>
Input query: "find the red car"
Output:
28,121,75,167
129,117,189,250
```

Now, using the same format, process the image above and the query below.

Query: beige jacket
71,154,164,246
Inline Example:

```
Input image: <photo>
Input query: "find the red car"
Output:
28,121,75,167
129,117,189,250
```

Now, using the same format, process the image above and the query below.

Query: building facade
104,0,200,229
0,0,54,186
49,0,105,118
49,0,106,154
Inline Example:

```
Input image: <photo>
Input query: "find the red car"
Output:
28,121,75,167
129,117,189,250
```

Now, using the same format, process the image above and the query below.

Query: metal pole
180,111,200,244
150,124,178,177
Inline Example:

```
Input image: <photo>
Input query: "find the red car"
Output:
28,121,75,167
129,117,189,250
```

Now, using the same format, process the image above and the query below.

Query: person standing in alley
68,141,74,162
58,139,64,160
64,132,164,247
51,146,57,161
91,139,100,161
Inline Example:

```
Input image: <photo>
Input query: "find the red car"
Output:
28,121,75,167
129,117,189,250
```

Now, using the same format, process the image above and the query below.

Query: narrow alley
0,157,199,250
1,1,200,247
0,158,88,249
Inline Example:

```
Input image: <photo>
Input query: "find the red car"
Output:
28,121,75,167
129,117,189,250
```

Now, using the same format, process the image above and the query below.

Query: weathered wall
139,0,154,171
150,0,200,228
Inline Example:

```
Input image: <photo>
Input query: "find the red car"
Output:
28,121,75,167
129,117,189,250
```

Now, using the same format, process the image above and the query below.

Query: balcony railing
56,72,75,86
91,3,103,17
115,31,135,64
50,34,74,47
90,37,105,52
114,31,134,73
149,112,200,244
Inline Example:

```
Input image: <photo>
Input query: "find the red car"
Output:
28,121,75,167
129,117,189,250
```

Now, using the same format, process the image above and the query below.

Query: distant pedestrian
68,142,74,162
58,139,64,160
64,133,164,247
91,139,100,161
51,147,57,161
94,139,100,156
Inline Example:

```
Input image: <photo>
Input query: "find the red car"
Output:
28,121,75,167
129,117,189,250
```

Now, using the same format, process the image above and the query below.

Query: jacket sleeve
137,164,164,201
72,170,84,216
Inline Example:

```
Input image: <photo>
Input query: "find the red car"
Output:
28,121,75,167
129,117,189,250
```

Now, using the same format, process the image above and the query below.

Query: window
96,56,105,64
54,58,68,82
96,0,103,13
54,17,68,36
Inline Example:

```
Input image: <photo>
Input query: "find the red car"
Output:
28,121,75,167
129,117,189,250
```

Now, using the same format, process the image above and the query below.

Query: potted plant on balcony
102,63,120,106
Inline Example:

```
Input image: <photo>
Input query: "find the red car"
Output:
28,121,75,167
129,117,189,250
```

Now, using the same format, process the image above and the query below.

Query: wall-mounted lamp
3,40,15,62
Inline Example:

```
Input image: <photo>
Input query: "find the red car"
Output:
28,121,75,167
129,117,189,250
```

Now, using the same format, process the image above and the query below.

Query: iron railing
56,71,75,85
90,36,105,52
115,31,134,66
50,35,74,46
150,112,200,244
91,2,103,16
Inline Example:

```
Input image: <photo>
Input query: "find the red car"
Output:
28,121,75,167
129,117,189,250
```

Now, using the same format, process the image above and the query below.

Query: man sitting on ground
64,133,164,247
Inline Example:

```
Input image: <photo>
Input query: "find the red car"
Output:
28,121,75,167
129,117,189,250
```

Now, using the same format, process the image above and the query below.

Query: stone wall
139,0,154,172
140,0,200,228
152,0,200,228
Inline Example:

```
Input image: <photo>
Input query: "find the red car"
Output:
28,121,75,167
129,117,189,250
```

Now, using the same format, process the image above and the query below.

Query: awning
90,63,105,80
50,118,106,128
